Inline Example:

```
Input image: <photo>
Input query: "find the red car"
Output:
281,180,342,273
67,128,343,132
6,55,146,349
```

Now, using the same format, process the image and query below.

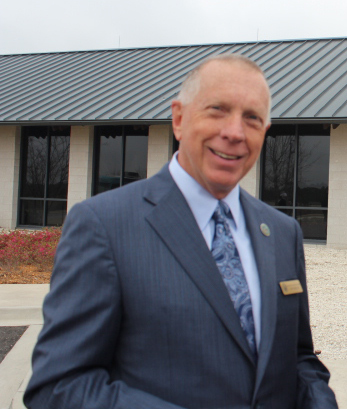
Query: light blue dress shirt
169,153,261,348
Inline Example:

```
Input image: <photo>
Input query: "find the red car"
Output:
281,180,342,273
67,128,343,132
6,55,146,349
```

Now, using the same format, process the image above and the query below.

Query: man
24,55,338,409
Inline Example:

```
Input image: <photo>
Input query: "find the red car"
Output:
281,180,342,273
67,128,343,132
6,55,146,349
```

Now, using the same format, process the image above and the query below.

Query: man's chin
204,178,239,199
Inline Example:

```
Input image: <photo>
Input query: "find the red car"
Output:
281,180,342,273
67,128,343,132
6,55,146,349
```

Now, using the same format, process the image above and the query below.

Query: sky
1,0,347,55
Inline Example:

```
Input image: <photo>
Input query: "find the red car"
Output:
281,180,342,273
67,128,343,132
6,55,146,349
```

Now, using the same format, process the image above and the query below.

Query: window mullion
43,128,51,226
121,126,126,186
293,125,299,220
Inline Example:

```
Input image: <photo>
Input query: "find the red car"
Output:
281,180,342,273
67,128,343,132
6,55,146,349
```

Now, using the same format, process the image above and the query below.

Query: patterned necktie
211,201,257,359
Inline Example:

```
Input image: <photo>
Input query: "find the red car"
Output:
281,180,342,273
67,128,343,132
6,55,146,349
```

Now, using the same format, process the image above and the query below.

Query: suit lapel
240,189,278,391
144,168,255,365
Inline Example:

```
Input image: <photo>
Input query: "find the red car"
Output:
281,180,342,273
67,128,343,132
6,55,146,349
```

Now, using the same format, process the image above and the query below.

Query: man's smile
209,148,241,160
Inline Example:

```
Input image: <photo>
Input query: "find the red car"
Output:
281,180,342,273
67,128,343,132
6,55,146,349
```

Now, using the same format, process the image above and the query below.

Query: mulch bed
0,265,51,284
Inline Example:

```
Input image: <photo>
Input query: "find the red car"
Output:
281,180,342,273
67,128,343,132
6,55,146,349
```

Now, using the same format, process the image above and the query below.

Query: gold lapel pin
260,223,270,237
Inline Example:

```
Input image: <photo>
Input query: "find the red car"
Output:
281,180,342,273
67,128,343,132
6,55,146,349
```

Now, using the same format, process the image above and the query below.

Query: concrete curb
10,371,32,409
0,308,43,326
0,325,42,409
0,285,48,326
0,285,49,307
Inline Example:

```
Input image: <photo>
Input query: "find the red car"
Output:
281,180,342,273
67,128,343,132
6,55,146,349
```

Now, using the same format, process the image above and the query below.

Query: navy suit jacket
24,165,337,409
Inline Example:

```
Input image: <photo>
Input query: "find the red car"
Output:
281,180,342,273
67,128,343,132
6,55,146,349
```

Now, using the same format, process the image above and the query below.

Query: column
240,157,261,198
0,126,20,229
327,124,347,248
67,126,94,212
147,125,173,177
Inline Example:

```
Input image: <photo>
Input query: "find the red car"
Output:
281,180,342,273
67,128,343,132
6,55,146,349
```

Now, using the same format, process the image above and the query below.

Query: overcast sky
1,0,347,55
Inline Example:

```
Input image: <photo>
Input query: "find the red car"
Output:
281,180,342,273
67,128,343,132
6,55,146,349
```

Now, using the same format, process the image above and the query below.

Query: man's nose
220,115,245,142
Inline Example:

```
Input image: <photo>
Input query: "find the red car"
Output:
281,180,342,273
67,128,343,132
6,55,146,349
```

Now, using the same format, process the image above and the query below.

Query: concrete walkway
0,284,345,409
0,284,48,409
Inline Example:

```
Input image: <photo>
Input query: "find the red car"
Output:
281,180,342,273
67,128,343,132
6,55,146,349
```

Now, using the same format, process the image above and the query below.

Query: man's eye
247,114,263,124
248,114,259,120
246,114,264,129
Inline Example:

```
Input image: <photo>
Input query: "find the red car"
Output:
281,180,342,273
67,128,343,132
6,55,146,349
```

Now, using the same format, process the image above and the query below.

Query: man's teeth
213,150,239,160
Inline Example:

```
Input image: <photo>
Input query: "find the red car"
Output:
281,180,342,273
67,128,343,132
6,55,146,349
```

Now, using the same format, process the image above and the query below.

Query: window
19,126,70,227
93,125,148,195
261,124,330,241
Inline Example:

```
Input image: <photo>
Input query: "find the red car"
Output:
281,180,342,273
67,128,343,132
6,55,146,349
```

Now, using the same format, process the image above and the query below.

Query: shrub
0,228,62,273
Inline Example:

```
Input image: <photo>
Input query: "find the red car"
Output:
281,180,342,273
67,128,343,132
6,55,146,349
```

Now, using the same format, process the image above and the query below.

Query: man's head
171,54,271,199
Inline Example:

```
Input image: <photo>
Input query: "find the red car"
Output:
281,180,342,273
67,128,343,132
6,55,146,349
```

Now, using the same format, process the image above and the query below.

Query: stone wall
0,126,20,229
327,124,347,248
239,157,260,198
147,124,173,177
67,126,94,212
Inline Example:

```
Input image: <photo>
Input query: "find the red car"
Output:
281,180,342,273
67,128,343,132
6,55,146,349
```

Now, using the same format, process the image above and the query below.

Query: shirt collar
169,152,241,231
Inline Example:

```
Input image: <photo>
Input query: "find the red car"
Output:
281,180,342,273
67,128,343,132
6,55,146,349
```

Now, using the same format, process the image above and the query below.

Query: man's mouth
210,148,240,160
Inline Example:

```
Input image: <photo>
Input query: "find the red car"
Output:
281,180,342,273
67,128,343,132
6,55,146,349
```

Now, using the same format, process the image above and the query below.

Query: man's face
172,60,271,199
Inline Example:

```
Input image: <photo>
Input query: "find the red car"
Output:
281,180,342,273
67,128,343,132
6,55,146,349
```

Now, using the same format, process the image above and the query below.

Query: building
1,38,347,247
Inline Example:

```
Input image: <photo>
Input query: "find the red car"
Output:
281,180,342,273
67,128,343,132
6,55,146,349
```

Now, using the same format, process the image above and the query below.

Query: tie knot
213,201,232,224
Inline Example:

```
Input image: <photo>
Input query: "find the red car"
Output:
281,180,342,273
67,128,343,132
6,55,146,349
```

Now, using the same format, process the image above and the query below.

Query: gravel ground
305,244,347,360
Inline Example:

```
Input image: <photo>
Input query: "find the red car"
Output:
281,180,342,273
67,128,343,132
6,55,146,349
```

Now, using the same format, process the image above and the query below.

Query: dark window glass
21,129,47,198
277,208,294,217
173,136,179,153
124,133,148,185
262,125,296,207
296,134,330,208
19,126,70,227
20,200,44,226
296,209,328,240
46,201,67,226
48,134,70,199
261,124,329,241
94,125,148,194
96,127,122,194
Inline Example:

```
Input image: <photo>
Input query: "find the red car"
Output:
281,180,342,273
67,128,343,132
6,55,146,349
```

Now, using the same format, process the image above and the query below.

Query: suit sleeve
295,222,338,409
24,202,185,409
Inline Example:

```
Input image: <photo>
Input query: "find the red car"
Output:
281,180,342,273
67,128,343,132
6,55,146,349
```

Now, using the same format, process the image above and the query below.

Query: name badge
279,279,303,295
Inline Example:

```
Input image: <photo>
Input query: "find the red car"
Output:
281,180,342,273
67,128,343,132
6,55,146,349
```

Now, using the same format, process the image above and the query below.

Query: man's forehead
199,60,269,95
194,62,266,100
186,59,271,122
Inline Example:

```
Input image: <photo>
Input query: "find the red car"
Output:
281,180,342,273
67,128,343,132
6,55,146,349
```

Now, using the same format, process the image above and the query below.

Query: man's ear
171,100,183,142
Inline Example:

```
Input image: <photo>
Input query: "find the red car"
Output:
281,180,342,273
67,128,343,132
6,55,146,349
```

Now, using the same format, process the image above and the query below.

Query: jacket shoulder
240,188,300,229
66,164,175,225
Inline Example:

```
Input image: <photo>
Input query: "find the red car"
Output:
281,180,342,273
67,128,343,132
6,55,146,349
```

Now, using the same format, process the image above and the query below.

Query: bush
0,228,62,273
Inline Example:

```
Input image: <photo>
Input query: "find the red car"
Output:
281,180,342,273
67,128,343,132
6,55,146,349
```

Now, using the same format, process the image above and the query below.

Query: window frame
260,123,330,242
92,125,148,196
18,126,70,227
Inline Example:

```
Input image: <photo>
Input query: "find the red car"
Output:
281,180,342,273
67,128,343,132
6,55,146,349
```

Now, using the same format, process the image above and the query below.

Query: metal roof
1,38,347,124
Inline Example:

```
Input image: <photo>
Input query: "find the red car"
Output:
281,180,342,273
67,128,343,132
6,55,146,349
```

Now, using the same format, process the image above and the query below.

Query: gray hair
177,54,272,125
